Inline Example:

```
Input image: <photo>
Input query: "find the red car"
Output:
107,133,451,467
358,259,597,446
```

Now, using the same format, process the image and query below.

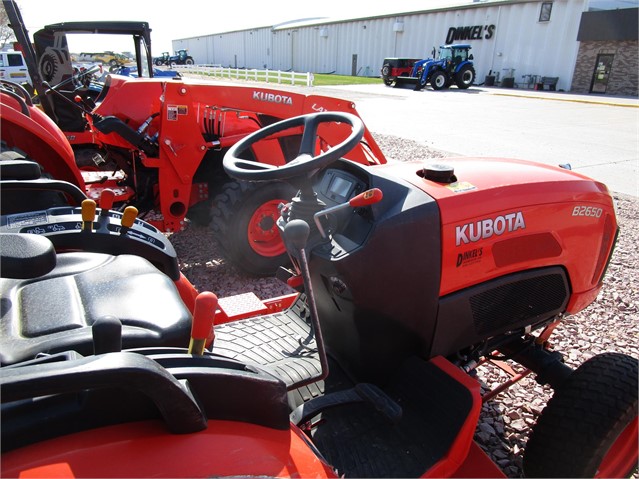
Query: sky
16,0,471,54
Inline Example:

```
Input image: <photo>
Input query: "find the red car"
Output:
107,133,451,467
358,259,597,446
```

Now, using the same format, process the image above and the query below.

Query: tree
0,1,18,50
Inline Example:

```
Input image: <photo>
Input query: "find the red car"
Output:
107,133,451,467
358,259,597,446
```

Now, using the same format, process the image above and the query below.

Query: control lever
284,219,329,385
81,199,96,232
313,188,383,238
188,292,219,355
99,189,115,215
120,206,139,233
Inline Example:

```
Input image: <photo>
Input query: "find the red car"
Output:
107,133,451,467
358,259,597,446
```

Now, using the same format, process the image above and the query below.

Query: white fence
172,65,314,87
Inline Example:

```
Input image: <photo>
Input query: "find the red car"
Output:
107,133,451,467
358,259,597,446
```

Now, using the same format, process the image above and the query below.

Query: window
539,2,553,22
7,54,24,67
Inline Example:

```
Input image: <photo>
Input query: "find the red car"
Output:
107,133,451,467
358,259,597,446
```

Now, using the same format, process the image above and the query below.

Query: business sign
445,24,496,44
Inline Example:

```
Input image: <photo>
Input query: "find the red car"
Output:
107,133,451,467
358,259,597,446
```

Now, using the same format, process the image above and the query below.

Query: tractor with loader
381,44,476,90
1,74,637,477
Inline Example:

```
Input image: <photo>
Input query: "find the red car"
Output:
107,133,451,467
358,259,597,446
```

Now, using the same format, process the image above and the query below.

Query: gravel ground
168,133,638,477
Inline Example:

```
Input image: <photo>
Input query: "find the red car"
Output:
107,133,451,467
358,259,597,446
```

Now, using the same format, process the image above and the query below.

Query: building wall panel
172,0,618,93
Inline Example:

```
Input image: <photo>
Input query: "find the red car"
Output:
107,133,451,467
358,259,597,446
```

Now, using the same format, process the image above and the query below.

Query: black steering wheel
223,112,364,182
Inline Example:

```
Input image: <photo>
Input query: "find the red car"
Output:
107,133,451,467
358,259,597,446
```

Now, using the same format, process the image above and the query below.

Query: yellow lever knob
121,206,139,229
81,199,96,231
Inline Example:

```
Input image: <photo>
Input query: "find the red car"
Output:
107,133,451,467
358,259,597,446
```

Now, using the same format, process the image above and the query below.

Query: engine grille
469,273,568,335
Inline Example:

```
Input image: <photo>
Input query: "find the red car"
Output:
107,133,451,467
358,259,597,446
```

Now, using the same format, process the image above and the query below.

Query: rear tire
523,352,638,478
455,64,475,89
210,180,296,276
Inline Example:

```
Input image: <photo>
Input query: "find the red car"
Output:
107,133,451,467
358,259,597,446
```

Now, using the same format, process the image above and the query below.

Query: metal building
173,0,638,95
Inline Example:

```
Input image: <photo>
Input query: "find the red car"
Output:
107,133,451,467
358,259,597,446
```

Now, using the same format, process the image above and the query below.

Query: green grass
312,74,381,86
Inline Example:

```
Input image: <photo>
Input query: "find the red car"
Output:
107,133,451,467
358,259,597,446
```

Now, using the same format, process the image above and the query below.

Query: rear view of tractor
382,44,476,90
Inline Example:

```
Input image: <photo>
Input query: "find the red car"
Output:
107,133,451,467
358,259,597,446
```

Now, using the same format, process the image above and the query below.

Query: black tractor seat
0,233,192,366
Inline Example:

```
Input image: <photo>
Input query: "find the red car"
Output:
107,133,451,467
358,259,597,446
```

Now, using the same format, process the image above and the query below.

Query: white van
0,50,33,87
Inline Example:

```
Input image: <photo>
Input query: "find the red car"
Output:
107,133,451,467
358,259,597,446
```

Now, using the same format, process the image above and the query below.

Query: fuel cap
423,163,456,183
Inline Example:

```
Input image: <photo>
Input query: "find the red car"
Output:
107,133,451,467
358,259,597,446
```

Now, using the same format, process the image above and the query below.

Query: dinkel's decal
456,247,483,267
455,211,525,246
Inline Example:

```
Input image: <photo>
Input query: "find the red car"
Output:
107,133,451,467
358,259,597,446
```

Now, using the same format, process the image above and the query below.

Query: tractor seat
0,233,192,366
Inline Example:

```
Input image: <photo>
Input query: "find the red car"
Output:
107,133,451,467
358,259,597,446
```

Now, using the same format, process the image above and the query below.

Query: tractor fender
0,90,85,189
454,61,473,74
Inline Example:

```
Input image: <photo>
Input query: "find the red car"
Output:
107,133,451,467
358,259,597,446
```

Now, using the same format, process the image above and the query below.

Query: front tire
523,352,638,478
430,70,448,90
210,180,296,276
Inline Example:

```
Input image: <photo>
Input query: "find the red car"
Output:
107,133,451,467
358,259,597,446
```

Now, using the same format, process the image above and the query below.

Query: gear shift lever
283,219,329,383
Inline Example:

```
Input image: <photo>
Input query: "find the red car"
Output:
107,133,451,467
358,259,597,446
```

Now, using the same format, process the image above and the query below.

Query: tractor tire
430,71,448,90
523,352,638,478
155,59,163,66
185,58,195,65
210,180,296,276
455,64,476,89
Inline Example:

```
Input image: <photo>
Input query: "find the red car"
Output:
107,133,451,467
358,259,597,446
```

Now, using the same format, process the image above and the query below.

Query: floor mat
311,356,474,478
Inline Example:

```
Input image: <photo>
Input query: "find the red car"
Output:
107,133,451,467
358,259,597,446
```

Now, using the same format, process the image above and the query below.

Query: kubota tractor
0,80,636,478
2,0,387,277
382,44,476,91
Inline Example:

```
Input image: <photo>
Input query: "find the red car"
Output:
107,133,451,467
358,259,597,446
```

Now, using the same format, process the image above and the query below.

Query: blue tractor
390,44,475,91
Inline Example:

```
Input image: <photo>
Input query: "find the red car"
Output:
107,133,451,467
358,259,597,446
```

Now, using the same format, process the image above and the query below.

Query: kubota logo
252,91,293,105
455,211,526,246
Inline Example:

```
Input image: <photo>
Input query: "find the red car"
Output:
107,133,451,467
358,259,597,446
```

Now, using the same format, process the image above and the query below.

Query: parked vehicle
382,44,476,90
78,51,129,66
0,49,32,88
154,51,171,66
155,49,195,66
1,84,636,478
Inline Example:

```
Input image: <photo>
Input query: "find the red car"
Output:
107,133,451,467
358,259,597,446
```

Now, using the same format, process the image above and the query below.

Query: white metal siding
173,0,587,91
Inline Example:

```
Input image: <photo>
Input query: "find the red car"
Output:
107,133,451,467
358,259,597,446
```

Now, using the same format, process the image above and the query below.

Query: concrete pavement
323,83,638,197
181,73,638,196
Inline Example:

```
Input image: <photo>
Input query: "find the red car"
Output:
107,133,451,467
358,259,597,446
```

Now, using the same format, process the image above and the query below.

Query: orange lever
189,292,219,355
81,199,96,232
348,188,383,208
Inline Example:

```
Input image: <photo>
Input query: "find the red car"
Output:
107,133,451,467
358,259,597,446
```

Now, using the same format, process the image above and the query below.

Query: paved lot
183,74,638,196
319,83,639,197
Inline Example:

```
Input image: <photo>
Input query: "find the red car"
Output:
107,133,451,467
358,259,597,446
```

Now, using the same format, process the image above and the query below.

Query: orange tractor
3,0,386,275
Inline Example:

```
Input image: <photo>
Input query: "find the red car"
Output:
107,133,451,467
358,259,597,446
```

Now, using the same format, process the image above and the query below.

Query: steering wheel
223,112,364,182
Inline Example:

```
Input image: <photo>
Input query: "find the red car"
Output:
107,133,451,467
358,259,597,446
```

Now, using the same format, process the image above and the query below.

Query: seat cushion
1,252,192,365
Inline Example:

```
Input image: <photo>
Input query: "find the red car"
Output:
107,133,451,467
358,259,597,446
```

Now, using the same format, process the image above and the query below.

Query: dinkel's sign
445,24,495,44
